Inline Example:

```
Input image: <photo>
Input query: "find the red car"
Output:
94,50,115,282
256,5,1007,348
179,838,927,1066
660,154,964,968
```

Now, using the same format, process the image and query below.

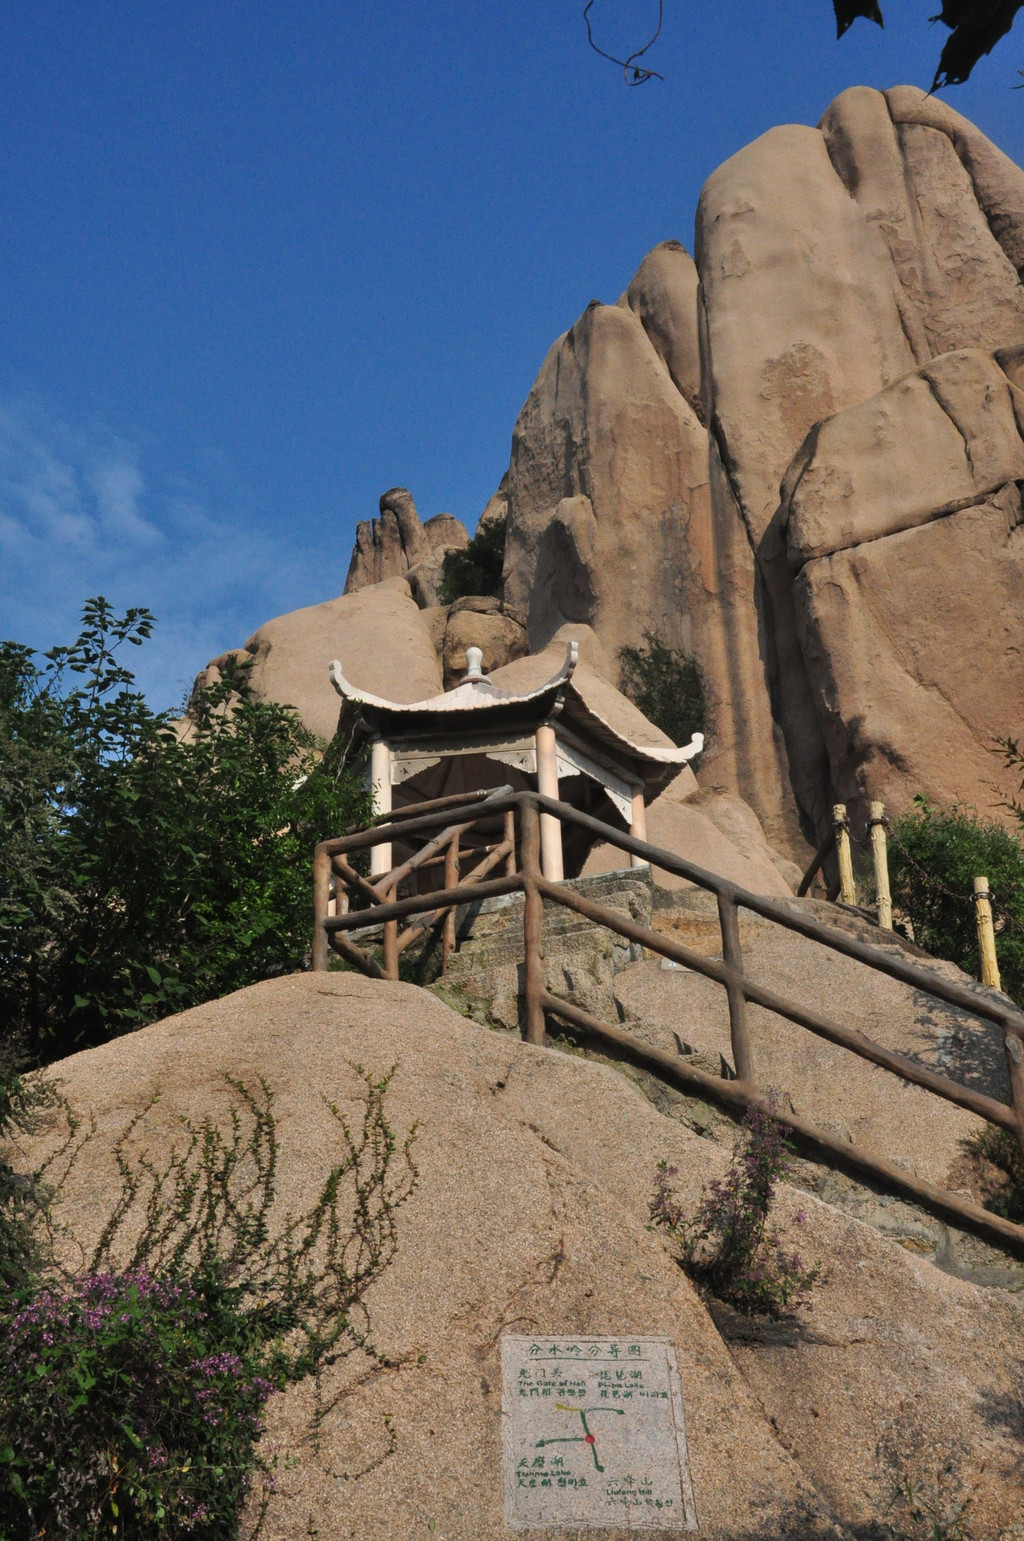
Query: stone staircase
433,866,654,1033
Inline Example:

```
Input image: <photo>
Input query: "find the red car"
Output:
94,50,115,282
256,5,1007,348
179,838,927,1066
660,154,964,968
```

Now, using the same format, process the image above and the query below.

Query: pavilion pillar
534,722,564,882
369,738,392,879
630,786,649,869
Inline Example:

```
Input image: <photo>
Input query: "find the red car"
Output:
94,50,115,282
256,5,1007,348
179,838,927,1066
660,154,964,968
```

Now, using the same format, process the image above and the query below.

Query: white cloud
0,400,325,711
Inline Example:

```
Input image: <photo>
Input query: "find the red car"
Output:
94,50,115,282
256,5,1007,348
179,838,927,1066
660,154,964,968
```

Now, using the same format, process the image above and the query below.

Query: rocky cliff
195,84,1024,873
497,85,1024,860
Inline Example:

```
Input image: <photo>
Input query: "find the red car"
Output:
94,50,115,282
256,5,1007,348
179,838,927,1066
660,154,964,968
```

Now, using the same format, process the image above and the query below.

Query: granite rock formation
497,86,1024,860
344,486,469,608
501,243,711,668
199,84,1024,873
190,577,443,741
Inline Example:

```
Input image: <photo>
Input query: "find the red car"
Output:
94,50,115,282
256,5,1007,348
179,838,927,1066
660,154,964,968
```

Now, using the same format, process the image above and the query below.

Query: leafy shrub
887,798,1024,1005
1,1270,275,1537
437,514,505,604
618,631,706,748
0,599,370,1063
0,1052,58,1293
0,1067,417,1541
651,1097,825,1318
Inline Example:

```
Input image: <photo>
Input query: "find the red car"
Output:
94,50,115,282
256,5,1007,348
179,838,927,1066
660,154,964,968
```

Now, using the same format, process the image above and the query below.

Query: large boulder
581,778,798,898
20,973,1024,1538
190,578,443,741
440,599,528,689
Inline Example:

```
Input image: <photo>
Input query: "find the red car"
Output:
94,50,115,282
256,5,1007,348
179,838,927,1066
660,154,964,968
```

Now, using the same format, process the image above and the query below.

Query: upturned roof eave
328,641,704,778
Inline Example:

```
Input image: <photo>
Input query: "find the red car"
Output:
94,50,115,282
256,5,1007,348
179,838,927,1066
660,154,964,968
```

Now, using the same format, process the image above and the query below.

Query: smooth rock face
344,487,469,607
22,973,1024,1538
501,290,710,670
793,485,1024,817
581,780,796,898
496,85,1024,858
618,239,703,419
785,349,1024,561
191,578,443,741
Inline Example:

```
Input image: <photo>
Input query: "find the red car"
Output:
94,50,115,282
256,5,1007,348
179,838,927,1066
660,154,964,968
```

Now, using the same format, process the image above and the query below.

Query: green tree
618,631,707,749
0,599,369,1064
437,514,506,604
887,798,1024,1005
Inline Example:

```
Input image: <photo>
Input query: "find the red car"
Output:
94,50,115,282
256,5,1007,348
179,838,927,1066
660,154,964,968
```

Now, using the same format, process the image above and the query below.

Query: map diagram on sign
535,1402,625,1471
501,1334,698,1532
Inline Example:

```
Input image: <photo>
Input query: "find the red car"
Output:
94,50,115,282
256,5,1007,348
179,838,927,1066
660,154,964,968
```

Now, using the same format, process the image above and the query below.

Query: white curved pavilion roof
329,641,703,777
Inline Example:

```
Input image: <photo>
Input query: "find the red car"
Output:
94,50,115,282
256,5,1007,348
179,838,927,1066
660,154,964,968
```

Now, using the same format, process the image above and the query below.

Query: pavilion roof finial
461,646,485,684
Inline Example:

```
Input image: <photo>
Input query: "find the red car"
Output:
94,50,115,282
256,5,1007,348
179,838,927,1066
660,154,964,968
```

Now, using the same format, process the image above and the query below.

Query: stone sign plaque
501,1335,697,1531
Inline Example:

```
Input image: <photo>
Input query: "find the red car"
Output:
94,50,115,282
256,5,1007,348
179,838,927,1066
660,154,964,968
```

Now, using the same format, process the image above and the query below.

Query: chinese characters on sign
501,1335,697,1531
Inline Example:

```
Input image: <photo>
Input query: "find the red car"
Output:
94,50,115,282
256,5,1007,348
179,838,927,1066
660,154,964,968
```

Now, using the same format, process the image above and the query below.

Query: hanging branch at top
583,0,665,84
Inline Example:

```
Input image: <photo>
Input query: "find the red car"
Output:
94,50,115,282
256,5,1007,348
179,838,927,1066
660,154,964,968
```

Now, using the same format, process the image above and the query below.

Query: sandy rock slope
25,974,1024,1539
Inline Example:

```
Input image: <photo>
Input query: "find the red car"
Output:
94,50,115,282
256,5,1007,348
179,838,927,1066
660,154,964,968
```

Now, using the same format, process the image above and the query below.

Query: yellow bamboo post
442,833,459,973
833,803,857,906
869,801,892,930
974,877,1002,992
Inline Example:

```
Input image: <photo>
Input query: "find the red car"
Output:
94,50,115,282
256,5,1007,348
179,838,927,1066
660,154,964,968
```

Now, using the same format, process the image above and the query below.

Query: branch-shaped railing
313,788,1024,1256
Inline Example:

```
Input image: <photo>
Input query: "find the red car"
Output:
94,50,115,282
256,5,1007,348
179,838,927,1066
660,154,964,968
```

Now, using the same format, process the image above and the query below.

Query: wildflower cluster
0,1067,417,1541
0,1268,277,1538
651,1097,826,1318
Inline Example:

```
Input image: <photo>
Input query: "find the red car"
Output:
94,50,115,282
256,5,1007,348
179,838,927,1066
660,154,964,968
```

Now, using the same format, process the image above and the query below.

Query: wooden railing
313,788,1024,1256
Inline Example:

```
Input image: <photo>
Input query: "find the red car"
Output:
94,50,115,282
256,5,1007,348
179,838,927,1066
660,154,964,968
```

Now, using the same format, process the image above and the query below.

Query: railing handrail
313,788,1024,1255
322,791,1024,1038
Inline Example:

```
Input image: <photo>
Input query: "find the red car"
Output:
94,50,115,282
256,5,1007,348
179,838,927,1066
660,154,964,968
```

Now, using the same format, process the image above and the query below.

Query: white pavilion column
369,738,393,879
630,786,649,868
534,722,564,881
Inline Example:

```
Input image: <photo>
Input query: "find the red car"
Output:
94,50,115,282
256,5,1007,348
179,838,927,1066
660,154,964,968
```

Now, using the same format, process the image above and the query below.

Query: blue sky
3,1,1023,708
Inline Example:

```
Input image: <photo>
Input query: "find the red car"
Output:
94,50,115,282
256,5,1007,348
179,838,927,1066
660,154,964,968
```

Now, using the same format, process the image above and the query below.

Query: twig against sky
582,0,665,84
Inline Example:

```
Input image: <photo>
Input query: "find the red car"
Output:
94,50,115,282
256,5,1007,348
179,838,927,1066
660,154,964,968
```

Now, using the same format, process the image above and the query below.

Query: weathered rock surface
492,84,1024,862
501,285,711,670
793,482,1024,818
582,779,797,898
344,486,469,607
617,239,704,420
191,578,443,740
23,974,1024,1538
438,595,529,688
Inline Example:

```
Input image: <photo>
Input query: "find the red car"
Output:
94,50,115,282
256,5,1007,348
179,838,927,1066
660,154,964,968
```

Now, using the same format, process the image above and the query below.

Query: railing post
442,833,459,972
369,740,392,878
1003,1027,1024,1170
312,844,331,973
717,893,753,1084
520,801,546,1045
383,917,399,981
503,810,517,876
974,877,1002,991
534,723,564,881
833,803,857,906
869,801,892,930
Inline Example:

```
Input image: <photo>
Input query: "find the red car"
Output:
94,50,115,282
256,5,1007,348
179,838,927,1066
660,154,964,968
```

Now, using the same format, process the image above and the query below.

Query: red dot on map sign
585,1435,596,1445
